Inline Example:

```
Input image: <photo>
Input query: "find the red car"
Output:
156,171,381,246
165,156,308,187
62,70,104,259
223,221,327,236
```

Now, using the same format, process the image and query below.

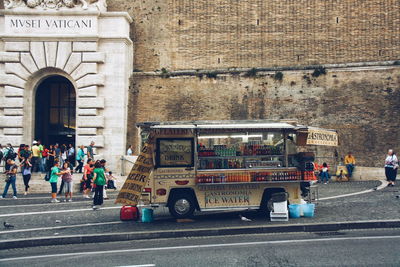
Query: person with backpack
4,144,17,171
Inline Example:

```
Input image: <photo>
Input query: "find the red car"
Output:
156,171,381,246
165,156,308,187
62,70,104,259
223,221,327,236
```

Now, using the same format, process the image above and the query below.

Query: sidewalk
1,180,399,249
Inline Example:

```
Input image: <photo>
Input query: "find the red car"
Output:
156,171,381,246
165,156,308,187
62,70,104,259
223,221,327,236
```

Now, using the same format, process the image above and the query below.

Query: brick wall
128,67,400,167
108,0,400,71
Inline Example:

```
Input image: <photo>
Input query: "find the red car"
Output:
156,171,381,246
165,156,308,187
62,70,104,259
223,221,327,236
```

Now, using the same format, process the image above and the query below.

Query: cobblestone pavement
0,181,398,242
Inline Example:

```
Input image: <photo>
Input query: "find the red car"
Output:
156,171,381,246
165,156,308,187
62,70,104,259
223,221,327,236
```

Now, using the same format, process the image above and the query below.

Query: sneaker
0,196,3,199
64,199,67,202
24,192,27,196
13,196,17,199
92,205,97,210
84,195,90,199
324,182,327,184
51,199,60,203
68,199,73,202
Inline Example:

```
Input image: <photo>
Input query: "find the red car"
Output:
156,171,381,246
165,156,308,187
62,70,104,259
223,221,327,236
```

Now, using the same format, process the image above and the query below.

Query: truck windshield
156,138,194,168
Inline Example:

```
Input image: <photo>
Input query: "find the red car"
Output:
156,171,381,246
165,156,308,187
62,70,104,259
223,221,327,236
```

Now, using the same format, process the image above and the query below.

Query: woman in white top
385,149,399,187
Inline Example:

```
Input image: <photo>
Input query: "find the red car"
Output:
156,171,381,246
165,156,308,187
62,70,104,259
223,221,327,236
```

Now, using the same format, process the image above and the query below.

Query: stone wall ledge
132,60,400,77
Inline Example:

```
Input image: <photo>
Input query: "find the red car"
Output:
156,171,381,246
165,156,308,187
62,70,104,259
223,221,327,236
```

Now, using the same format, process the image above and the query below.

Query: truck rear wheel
168,193,195,219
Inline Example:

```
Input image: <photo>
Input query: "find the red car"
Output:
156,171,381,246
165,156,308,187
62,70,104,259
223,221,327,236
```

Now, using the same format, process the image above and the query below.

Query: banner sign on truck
306,129,338,146
115,134,155,206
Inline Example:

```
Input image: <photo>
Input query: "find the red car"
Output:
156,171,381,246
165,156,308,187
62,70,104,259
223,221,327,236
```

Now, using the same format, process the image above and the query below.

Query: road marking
0,221,124,235
0,206,120,217
116,265,155,267
0,199,116,209
1,235,399,262
319,180,387,201
0,192,119,201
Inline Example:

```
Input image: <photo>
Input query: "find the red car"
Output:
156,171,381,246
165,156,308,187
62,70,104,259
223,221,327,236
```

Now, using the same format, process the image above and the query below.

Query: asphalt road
0,229,399,266
0,181,399,242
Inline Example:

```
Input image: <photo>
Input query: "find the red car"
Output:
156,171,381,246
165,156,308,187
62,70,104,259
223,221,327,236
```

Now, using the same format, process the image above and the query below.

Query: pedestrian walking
41,145,49,172
61,162,73,202
0,159,18,199
21,158,32,195
49,160,64,203
344,152,356,178
47,145,55,172
17,144,25,163
0,144,3,172
385,149,399,187
92,160,106,210
75,145,85,173
31,141,40,172
100,159,109,199
68,144,75,168
83,158,94,199
61,144,67,166
87,141,95,160
4,144,17,171
37,140,45,173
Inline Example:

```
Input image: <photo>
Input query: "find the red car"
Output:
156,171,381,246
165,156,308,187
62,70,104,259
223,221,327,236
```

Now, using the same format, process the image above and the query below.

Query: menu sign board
157,138,194,167
115,134,155,206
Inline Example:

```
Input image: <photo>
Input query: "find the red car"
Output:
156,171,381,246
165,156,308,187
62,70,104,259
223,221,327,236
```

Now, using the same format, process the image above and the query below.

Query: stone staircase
0,172,127,195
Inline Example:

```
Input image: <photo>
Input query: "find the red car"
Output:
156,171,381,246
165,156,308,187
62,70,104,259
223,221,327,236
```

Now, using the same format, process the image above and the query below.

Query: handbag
4,176,11,183
44,174,50,181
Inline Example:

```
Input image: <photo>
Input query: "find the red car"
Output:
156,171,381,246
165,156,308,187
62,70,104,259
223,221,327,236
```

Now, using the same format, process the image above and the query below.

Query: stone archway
35,75,76,146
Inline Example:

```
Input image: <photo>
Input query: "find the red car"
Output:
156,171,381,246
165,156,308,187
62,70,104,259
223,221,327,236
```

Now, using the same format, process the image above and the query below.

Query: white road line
1,235,399,262
0,221,124,235
0,199,115,208
0,193,119,201
0,206,120,217
319,180,387,201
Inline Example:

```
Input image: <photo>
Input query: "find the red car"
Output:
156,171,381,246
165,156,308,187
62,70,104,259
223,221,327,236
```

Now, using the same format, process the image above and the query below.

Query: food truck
116,120,338,218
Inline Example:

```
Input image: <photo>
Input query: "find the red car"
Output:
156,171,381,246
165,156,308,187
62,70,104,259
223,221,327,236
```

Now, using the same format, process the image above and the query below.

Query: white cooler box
270,201,288,222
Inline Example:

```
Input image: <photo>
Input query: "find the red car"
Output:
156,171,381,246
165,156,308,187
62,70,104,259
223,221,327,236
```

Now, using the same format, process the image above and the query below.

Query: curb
1,219,400,250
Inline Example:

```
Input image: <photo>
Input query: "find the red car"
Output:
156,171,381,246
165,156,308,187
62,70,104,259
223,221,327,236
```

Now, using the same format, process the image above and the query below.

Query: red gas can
120,206,139,221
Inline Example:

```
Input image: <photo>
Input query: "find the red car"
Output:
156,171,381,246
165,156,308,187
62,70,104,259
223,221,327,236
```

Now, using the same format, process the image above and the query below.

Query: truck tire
168,193,196,219
259,188,286,215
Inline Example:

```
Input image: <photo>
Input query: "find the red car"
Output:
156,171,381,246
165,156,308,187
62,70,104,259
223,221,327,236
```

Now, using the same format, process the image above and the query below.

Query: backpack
6,148,16,160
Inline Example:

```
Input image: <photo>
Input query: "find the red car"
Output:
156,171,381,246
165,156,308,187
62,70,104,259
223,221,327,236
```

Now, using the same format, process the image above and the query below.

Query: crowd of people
0,141,117,209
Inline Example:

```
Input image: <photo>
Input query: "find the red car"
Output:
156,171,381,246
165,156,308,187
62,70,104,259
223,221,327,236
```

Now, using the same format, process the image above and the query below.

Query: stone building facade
0,0,132,170
0,0,399,169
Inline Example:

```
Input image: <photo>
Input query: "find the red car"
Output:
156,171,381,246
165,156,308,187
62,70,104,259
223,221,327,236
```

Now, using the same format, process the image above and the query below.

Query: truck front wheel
168,194,195,219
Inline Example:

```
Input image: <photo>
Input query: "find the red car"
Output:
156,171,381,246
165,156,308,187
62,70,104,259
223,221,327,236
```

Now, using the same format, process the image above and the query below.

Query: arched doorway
35,76,76,146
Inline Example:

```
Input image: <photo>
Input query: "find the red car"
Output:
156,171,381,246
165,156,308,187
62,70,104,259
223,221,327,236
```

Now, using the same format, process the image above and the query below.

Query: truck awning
147,121,296,130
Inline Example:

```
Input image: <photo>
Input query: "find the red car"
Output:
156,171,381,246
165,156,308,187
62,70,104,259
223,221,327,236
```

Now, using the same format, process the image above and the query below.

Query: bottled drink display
196,171,303,184
198,144,282,157
198,143,283,170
